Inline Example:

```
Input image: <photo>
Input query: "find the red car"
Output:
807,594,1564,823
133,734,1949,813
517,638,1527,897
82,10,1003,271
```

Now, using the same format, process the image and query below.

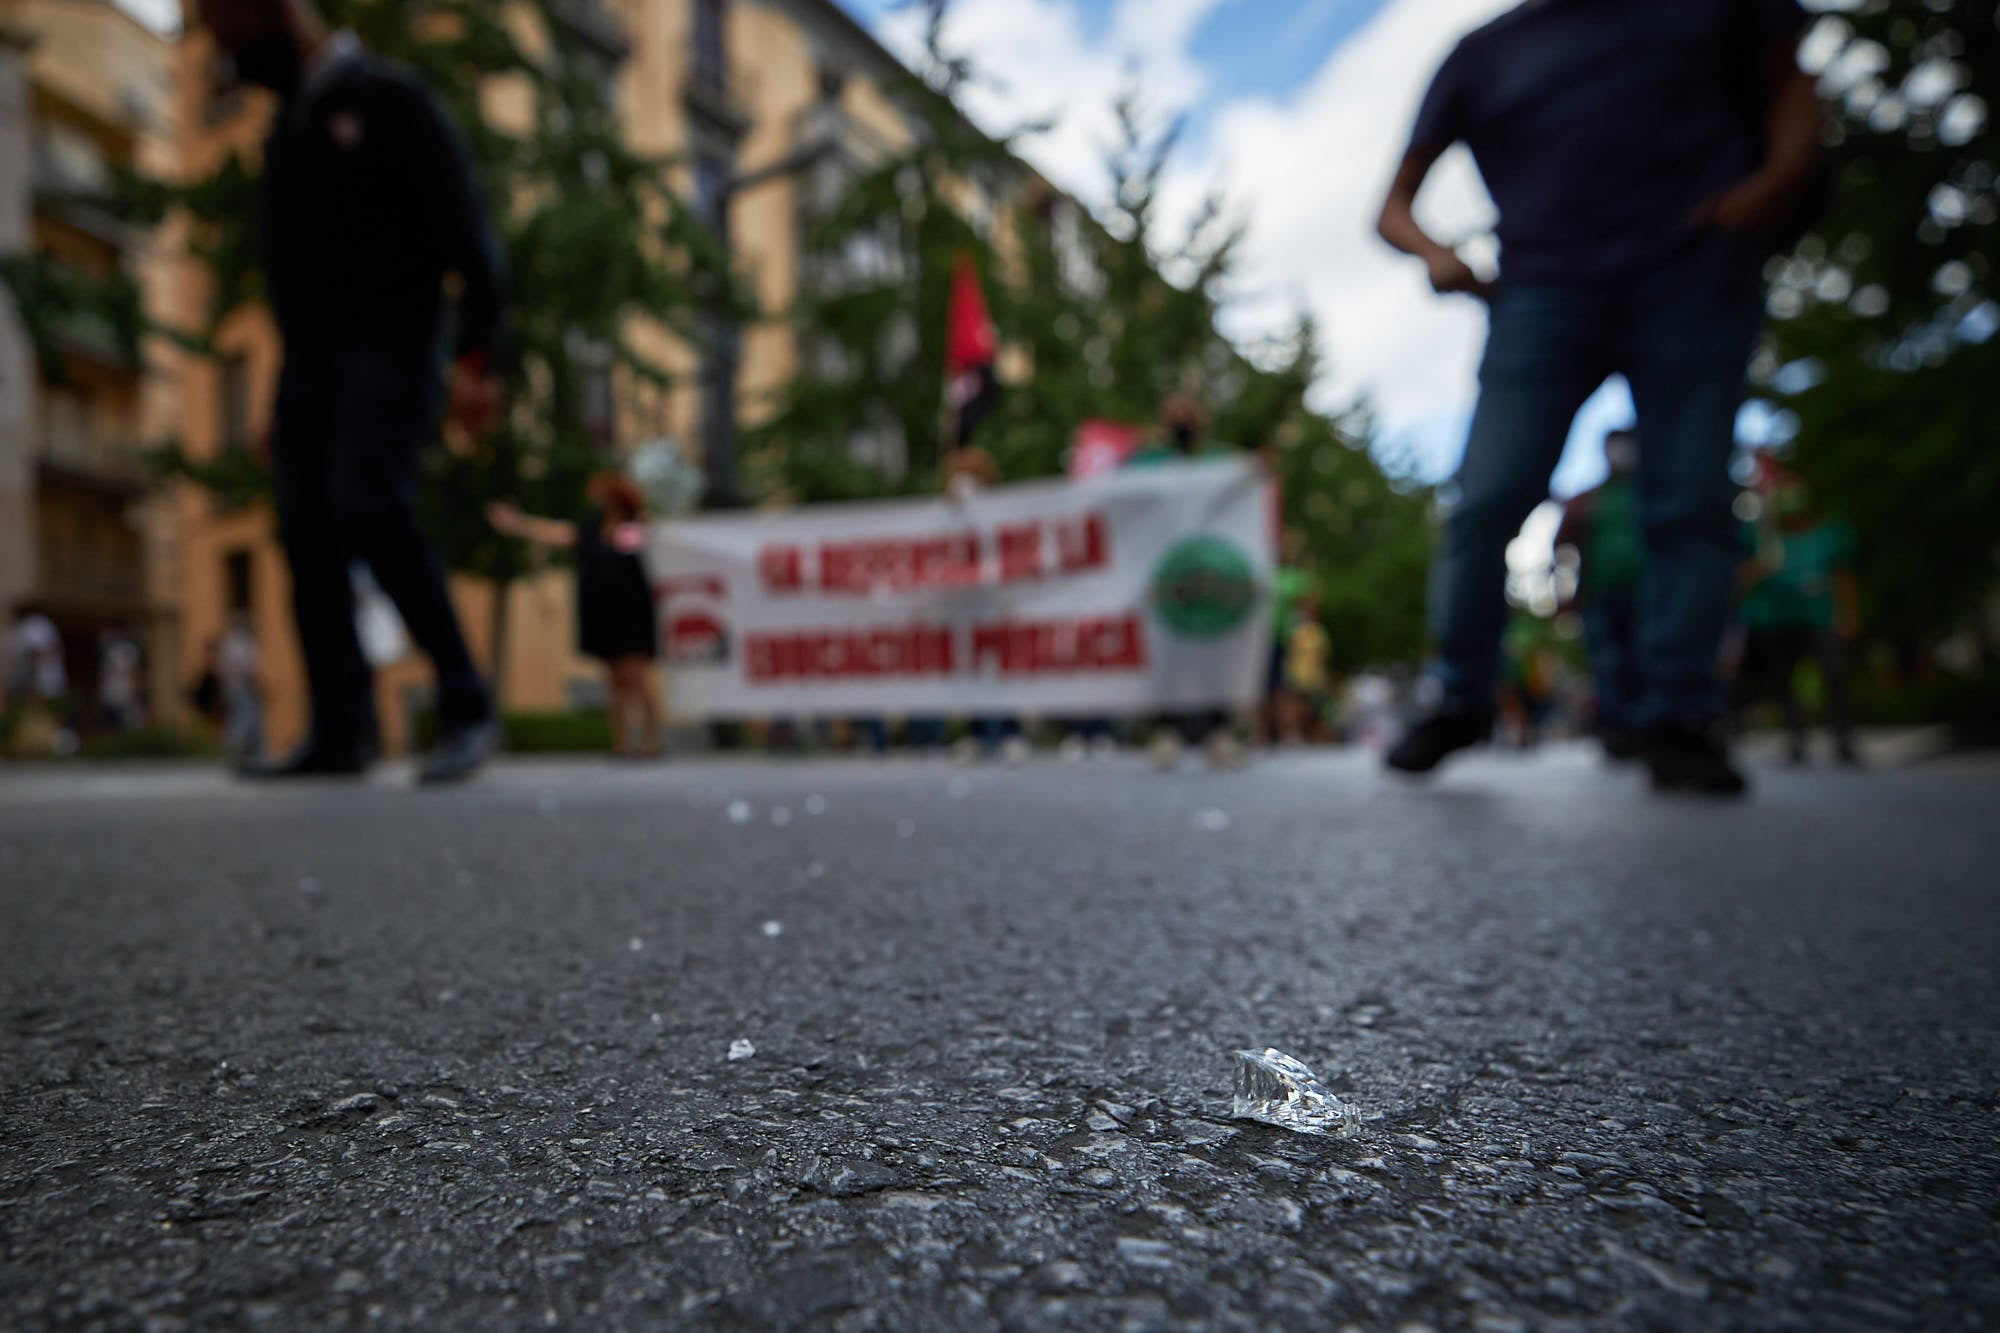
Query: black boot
238,737,376,780
1385,707,1493,776
1646,723,1749,797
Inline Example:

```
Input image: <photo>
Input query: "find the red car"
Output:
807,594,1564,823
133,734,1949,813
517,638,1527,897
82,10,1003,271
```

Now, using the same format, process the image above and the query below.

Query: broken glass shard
728,1039,756,1062
1231,1048,1362,1138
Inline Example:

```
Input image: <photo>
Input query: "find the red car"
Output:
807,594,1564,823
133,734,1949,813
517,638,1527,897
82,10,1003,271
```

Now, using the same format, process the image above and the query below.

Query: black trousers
273,344,488,751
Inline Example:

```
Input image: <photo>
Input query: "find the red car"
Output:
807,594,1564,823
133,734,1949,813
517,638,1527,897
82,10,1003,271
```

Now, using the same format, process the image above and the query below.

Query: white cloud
892,0,1536,483
1161,0,1514,456
874,0,1231,207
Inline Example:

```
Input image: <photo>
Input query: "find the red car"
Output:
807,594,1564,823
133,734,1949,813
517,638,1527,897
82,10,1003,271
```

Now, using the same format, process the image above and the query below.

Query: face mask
231,26,303,96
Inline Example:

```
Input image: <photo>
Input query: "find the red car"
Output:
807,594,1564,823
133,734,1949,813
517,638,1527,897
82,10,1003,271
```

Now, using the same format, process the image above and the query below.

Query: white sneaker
1058,735,1087,763
1001,735,1032,767
1150,731,1185,772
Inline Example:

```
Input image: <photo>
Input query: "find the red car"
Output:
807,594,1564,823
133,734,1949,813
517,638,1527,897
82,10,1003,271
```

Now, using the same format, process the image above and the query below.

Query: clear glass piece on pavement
1231,1048,1362,1137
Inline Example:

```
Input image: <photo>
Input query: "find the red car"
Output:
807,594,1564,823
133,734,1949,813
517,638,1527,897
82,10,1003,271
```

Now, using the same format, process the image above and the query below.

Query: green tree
747,0,1025,502
158,0,743,697
1758,6,1998,663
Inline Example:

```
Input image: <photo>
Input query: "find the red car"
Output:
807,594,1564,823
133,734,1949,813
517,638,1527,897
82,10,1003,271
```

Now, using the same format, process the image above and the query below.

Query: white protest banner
648,459,1277,720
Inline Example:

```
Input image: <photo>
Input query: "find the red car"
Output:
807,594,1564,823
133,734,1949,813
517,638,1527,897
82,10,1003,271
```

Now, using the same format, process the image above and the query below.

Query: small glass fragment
1231,1048,1362,1137
761,920,783,938
728,1039,756,1062
727,800,752,824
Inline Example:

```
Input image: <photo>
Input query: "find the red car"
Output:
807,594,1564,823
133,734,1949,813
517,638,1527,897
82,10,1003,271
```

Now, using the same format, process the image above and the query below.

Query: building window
224,549,253,616
693,0,728,93
219,355,251,452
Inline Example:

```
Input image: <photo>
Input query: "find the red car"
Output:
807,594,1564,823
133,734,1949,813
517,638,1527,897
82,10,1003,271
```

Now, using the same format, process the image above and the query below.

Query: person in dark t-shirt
1377,0,1822,797
199,0,508,785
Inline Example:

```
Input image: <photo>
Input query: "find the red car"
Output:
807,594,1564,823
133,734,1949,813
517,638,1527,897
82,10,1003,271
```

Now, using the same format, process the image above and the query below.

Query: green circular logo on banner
1151,535,1257,639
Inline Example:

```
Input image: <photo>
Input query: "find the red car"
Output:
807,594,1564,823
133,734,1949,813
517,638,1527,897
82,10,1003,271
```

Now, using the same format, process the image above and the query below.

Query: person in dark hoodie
199,0,507,784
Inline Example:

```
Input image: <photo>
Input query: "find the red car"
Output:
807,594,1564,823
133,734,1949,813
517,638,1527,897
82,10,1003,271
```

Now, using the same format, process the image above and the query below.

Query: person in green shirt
1555,428,1647,759
1736,477,1861,766
1123,392,1219,469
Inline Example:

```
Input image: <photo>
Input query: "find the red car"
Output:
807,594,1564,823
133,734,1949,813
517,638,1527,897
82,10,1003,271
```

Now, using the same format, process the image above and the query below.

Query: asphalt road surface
3,749,1997,1331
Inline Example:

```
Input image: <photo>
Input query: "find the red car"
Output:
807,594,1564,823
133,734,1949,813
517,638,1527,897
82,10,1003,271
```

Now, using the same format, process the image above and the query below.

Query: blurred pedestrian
489,473,664,760
1737,475,1861,766
6,613,63,713
98,631,143,732
219,620,266,760
189,638,226,737
200,0,507,783
1555,428,1647,760
1377,0,1822,796
5,613,74,756
1125,393,1216,469
1277,587,1332,745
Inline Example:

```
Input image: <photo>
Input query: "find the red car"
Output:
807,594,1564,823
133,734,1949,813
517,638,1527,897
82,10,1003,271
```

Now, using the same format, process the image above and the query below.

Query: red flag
945,254,997,380
944,254,1000,447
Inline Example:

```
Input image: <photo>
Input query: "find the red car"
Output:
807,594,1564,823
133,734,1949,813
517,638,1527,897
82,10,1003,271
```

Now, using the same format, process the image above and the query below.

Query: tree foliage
1758,4,1998,653
746,0,1024,501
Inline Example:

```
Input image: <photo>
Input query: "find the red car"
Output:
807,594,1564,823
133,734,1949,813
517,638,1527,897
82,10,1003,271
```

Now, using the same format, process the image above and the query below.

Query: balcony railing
36,551,145,610
38,418,147,486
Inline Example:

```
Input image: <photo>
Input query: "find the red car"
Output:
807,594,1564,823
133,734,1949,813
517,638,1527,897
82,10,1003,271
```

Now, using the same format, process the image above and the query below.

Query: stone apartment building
0,0,183,726
0,0,1090,751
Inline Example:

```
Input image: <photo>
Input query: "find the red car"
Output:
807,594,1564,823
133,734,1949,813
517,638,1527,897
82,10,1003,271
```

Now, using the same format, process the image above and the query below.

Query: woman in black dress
488,473,663,758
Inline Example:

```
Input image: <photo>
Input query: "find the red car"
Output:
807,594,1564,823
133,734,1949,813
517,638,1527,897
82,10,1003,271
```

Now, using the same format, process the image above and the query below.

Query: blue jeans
1431,232,1765,727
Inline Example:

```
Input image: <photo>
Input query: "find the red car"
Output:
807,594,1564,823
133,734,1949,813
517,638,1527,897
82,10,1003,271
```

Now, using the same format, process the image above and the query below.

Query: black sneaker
1385,708,1493,775
418,719,498,786
1646,723,1749,797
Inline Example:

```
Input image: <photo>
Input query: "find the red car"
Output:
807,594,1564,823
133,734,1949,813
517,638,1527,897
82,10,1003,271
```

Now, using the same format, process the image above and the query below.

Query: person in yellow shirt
1279,590,1333,744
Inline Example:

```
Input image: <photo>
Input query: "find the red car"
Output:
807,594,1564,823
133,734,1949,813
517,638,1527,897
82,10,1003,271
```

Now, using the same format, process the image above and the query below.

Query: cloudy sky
114,0,1633,493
